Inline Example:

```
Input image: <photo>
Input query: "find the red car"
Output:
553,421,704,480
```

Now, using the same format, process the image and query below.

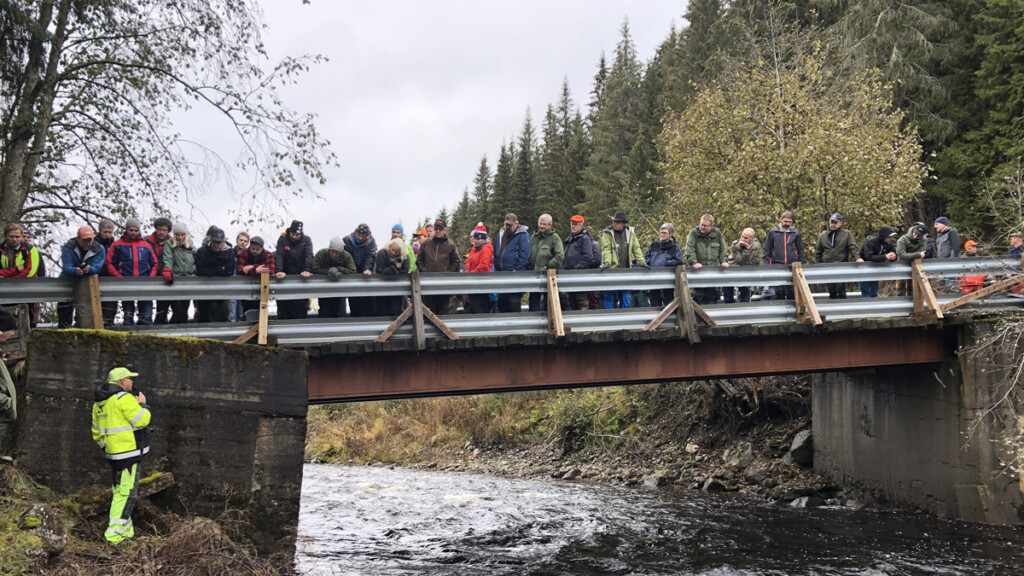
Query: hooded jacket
159,237,196,276
896,228,928,261
105,234,157,277
60,238,106,277
562,228,595,270
312,248,355,275
276,232,315,275
465,241,494,273
0,241,41,278
528,229,564,270
646,237,684,268
600,225,645,268
416,235,461,273
342,233,377,274
816,228,859,263
91,382,150,464
934,226,961,259
495,224,530,271
375,247,411,276
763,224,806,265
684,226,727,267
860,227,898,263
194,242,236,276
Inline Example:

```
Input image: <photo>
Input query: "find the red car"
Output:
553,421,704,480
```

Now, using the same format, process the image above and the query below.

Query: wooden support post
258,272,270,345
232,325,259,345
911,259,943,319
674,265,700,343
940,274,1024,313
644,297,680,331
421,305,459,340
410,271,426,351
692,302,718,327
546,269,565,337
791,262,822,326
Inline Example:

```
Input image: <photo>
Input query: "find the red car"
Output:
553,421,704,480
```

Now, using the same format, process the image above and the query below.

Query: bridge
1,257,1021,403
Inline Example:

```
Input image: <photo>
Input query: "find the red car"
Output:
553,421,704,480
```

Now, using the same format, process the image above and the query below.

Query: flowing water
295,463,1024,575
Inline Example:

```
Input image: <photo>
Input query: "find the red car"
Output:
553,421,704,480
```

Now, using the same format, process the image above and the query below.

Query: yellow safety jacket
91,383,151,462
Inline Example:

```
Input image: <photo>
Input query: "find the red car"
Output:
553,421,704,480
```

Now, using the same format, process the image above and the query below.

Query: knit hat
77,226,95,239
125,217,142,230
355,223,371,236
249,235,264,246
172,222,188,234
472,223,487,239
329,236,346,252
392,223,404,235
934,216,949,226
288,220,303,235
570,214,584,223
612,211,628,223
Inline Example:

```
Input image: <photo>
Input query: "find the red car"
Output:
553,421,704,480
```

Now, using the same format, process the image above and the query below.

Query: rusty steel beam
307,328,951,403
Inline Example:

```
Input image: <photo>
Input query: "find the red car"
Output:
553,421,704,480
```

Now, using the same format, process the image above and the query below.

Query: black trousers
497,293,523,313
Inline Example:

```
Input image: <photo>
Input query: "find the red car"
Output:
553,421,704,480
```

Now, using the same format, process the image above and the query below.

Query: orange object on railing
958,275,987,293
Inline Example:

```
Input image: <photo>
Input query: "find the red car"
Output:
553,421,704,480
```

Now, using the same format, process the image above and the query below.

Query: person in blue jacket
57,226,107,328
644,223,684,307
493,213,530,312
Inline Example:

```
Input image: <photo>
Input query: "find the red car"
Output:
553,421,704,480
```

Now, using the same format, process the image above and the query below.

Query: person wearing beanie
275,220,314,319
104,218,157,325
343,224,377,317
464,223,494,314
147,218,173,323
416,218,462,315
57,226,107,327
235,235,276,318
858,226,899,298
159,221,196,323
312,236,357,318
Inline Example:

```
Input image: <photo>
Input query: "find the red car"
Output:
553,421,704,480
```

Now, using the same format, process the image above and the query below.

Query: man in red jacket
464,223,493,314
105,218,158,325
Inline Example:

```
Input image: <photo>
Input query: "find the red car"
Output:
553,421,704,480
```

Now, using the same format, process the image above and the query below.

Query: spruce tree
578,19,645,224
450,188,473,254
471,156,494,233
491,142,516,228
587,53,608,129
511,110,539,229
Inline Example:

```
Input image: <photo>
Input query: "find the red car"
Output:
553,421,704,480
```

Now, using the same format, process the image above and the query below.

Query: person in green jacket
92,366,152,545
158,222,196,323
528,214,565,312
600,212,646,309
815,213,863,299
684,214,730,305
0,308,17,448
897,223,929,262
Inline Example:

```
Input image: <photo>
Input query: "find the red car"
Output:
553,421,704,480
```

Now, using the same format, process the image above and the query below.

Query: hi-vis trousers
105,462,139,544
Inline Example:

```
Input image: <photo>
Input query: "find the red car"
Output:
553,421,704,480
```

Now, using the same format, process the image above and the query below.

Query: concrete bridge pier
813,320,1024,524
10,330,308,558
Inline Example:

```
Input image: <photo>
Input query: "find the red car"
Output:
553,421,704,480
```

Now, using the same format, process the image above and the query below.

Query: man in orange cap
57,226,107,327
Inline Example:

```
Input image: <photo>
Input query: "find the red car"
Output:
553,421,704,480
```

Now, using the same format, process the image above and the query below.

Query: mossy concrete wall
813,321,1023,524
10,329,308,556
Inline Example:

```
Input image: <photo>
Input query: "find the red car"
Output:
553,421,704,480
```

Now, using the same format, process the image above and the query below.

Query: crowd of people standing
0,208,1020,327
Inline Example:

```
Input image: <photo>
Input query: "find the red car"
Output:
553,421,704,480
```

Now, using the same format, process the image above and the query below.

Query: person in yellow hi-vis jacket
91,367,151,544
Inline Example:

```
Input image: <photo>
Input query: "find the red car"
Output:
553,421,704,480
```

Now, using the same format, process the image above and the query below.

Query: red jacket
465,242,493,273
146,233,167,269
105,235,158,277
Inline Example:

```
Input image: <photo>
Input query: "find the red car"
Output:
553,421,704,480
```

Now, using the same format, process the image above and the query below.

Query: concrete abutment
813,321,1024,524
10,329,308,559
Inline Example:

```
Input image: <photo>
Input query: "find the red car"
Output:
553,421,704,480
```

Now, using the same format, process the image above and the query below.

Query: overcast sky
181,0,688,246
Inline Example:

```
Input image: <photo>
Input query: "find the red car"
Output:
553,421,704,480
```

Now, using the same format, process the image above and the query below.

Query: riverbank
306,376,859,508
0,460,288,575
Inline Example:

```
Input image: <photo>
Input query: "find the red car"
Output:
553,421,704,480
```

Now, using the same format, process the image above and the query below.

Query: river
295,463,1024,575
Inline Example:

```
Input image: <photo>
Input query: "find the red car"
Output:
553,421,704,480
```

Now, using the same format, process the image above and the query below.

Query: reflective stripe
96,425,135,435
105,524,133,535
129,409,148,425
108,518,130,526
104,446,149,461
115,391,128,399
96,440,105,449
91,424,100,431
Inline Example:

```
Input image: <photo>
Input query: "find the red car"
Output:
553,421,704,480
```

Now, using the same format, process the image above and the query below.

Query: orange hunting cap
570,214,584,223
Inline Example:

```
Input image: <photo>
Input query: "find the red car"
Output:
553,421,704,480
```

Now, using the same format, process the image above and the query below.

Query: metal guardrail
119,294,1022,345
0,258,1018,305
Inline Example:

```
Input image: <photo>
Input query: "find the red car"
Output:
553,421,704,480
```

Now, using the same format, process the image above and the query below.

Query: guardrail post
546,269,565,337
910,260,943,319
72,274,104,330
674,265,700,343
410,270,426,350
791,263,822,325
258,272,270,345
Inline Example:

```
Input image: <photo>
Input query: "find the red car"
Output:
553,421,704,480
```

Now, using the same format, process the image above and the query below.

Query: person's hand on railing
327,267,343,280
300,271,311,278
162,268,174,285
